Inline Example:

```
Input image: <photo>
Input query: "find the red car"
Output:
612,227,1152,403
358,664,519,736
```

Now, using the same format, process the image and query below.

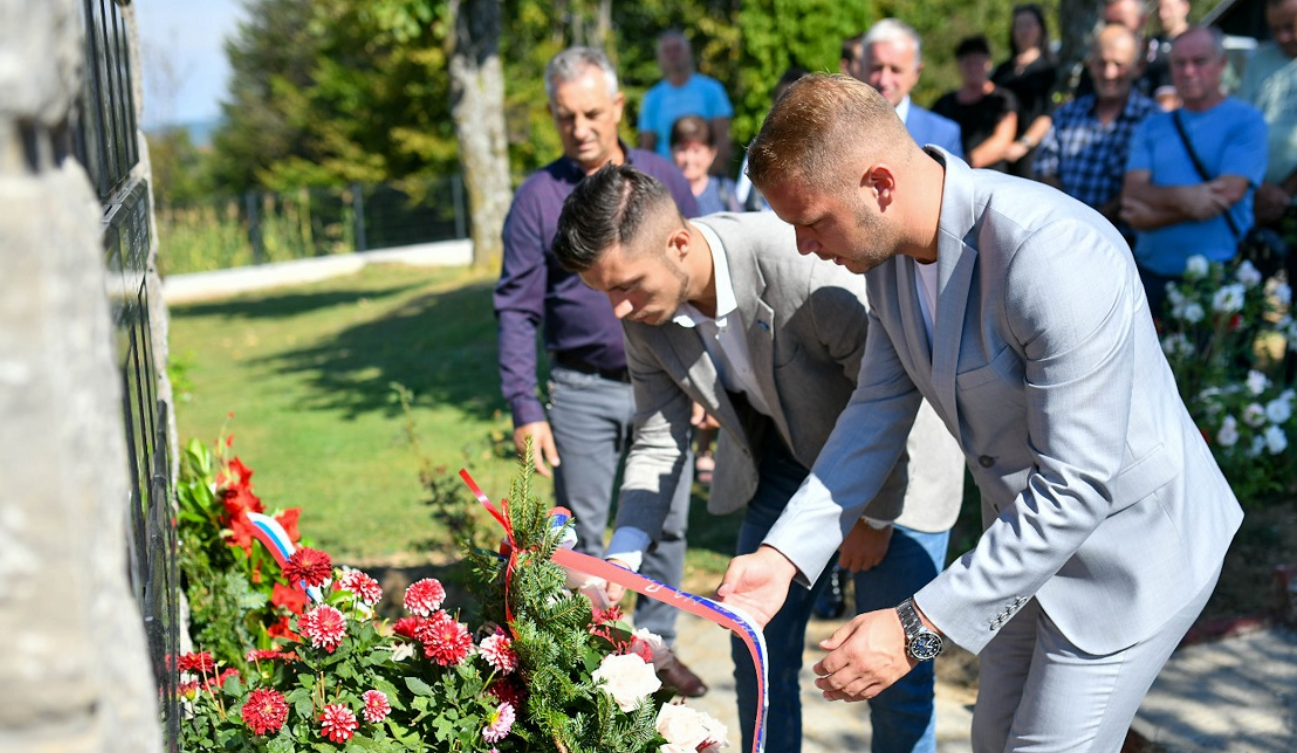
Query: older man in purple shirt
493,46,705,695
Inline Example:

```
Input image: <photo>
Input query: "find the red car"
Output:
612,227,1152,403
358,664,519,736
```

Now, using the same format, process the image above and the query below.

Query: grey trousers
547,365,692,643
971,566,1222,753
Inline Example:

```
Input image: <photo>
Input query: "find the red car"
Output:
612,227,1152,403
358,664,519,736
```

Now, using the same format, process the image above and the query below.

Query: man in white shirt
551,163,965,753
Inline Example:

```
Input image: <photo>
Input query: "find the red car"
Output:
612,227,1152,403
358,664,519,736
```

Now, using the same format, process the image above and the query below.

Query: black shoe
813,564,846,619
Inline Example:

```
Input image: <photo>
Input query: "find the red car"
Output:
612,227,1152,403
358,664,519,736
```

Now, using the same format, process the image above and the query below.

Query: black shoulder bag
1171,110,1288,278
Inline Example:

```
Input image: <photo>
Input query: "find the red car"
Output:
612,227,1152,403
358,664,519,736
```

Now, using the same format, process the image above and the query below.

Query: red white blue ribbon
459,469,768,753
245,511,323,603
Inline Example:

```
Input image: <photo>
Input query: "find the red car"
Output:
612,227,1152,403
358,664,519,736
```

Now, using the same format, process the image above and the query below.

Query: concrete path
161,239,472,304
1133,625,1297,752
671,611,975,753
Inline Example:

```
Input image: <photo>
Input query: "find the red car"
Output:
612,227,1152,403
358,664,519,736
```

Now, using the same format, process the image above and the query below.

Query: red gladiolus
271,582,308,615
178,651,214,674
274,507,302,544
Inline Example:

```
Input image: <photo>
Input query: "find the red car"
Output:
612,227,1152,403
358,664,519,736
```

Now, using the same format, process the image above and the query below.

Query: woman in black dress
992,4,1058,178
934,36,1020,172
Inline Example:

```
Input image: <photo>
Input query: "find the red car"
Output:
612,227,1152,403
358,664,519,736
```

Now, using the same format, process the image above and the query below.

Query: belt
551,352,631,383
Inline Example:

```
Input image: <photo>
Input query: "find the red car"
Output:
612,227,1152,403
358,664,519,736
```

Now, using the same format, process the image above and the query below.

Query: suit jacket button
978,455,995,468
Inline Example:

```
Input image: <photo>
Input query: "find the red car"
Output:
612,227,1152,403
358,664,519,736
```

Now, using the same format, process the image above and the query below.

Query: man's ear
665,222,691,261
864,163,898,209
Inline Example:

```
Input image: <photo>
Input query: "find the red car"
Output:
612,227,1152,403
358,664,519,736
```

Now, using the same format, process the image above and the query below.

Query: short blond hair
746,74,910,194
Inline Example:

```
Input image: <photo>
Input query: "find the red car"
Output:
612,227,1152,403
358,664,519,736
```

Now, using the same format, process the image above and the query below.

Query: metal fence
156,176,471,276
75,0,180,749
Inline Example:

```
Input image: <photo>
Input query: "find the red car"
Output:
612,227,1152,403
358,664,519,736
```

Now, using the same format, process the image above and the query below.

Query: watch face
910,633,943,661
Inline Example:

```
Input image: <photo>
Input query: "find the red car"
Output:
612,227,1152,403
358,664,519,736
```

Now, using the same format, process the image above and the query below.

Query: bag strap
1171,110,1242,239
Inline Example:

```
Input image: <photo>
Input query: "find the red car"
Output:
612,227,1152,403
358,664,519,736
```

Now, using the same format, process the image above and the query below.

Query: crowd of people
490,2,1294,751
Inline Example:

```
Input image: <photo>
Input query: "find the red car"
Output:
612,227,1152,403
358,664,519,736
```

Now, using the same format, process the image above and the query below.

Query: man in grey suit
719,74,1244,752
551,164,965,753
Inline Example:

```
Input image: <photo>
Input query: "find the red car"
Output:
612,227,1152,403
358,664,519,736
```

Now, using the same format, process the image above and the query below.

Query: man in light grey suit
551,163,965,753
719,74,1244,752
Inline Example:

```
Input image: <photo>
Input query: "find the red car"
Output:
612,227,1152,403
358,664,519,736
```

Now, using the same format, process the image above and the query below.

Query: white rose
1266,398,1293,425
1246,370,1270,396
1272,282,1292,307
1185,255,1210,278
1183,302,1205,323
1236,259,1262,288
593,653,661,712
1281,389,1296,405
1265,425,1288,455
1243,403,1268,427
659,746,693,753
656,704,712,750
1248,435,1266,457
631,628,675,670
1212,284,1246,313
1217,415,1239,447
1166,286,1186,308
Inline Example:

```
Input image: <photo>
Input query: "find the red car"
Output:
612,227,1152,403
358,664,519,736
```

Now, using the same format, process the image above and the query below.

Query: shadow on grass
171,283,425,321
261,279,505,422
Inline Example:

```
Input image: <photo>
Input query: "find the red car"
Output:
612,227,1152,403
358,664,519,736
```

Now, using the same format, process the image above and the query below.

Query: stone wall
0,0,166,750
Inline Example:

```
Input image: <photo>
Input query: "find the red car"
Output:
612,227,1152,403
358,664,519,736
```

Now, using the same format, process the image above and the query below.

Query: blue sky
136,0,244,129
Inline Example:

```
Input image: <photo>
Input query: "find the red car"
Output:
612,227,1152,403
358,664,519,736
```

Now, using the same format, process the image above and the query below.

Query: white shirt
606,224,771,569
896,95,913,126
914,257,939,352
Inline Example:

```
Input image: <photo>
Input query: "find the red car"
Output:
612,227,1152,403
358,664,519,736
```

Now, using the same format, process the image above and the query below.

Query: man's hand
513,421,560,478
1254,183,1292,226
715,545,799,628
1180,183,1231,221
690,402,720,430
837,520,892,572
599,559,632,605
813,607,916,702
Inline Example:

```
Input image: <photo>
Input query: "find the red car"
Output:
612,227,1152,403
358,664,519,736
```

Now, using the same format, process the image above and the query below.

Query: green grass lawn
169,263,741,582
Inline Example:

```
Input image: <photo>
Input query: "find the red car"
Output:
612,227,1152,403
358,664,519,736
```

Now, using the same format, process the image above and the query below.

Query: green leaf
403,676,435,697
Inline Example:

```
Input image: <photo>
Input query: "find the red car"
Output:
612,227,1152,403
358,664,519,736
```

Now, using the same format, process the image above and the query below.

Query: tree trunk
449,0,512,269
1057,0,1107,95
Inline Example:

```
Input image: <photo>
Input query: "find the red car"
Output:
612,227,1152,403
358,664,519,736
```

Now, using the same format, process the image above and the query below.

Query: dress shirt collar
896,96,912,125
672,222,736,328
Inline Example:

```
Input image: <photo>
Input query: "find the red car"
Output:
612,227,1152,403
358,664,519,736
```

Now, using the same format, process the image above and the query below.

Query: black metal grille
76,0,180,749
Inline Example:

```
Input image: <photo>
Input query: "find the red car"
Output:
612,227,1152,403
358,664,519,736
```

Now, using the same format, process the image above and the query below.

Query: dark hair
774,65,809,102
670,115,714,148
956,35,992,59
553,163,680,273
1009,4,1054,61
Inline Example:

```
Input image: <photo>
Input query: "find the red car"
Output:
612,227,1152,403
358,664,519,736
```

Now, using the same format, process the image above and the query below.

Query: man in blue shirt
843,19,965,160
493,46,707,696
1121,25,1268,314
1036,24,1158,243
638,31,734,170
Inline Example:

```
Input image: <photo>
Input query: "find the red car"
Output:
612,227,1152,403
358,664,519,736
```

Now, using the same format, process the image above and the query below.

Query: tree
449,0,512,268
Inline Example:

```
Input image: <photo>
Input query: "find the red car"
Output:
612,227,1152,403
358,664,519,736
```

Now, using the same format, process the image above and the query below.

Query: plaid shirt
1034,91,1158,210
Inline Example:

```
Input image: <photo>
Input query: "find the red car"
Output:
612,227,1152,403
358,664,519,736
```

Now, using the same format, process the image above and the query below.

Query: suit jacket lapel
929,150,979,432
712,223,795,448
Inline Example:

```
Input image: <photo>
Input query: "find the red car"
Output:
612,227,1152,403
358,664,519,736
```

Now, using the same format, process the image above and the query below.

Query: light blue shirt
1126,98,1268,275
638,73,734,158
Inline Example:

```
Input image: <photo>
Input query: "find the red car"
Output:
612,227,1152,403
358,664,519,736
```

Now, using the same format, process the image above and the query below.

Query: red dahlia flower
241,688,289,735
479,631,519,674
319,703,359,743
284,547,332,587
403,578,446,616
300,605,347,653
339,570,383,606
362,689,392,723
421,612,472,666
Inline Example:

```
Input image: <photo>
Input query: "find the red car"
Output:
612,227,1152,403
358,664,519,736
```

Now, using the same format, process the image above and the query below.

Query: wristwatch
896,598,943,661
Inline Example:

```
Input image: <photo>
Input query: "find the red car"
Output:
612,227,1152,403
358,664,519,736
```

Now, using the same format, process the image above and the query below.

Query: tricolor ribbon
245,512,323,603
459,469,768,753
